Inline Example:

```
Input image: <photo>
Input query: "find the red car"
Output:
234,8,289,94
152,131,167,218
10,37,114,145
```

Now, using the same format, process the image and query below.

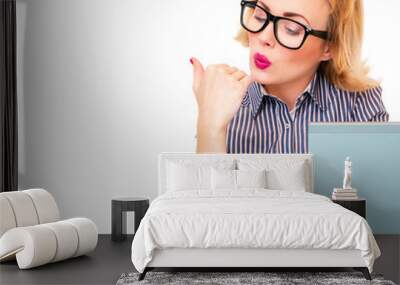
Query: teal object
308,122,400,234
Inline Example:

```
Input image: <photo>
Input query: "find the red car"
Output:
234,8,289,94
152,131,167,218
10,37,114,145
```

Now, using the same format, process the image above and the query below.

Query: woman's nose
257,21,275,47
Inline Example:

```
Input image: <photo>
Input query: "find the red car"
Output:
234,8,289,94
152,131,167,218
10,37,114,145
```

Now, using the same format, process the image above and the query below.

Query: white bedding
131,189,380,273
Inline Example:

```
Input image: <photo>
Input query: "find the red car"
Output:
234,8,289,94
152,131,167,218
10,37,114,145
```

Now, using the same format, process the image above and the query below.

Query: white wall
363,0,400,119
16,0,399,234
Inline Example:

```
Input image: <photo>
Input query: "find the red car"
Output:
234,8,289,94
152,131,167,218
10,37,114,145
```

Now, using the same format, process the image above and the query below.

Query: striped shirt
226,69,390,154
288,77,312,120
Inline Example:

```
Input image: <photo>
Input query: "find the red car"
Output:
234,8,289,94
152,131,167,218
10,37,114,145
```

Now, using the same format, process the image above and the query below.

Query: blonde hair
234,0,381,92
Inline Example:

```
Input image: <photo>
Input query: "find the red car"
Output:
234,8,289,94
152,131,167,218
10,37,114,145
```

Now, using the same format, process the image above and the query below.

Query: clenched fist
190,57,254,153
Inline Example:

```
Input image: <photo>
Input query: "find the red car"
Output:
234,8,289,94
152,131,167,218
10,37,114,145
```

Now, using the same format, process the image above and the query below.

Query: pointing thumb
191,57,204,95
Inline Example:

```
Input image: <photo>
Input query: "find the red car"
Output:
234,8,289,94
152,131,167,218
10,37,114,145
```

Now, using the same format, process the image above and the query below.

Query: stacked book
332,187,358,200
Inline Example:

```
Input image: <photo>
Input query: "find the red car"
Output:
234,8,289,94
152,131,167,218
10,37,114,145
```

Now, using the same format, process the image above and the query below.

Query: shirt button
285,123,290,129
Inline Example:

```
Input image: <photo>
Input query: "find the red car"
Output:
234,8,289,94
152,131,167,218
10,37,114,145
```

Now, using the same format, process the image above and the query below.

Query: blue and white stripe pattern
226,70,390,153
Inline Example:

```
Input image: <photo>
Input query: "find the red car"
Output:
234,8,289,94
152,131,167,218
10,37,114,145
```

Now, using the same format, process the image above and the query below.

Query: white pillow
166,159,235,191
210,168,268,190
236,169,268,189
266,162,307,191
210,168,236,190
237,158,309,191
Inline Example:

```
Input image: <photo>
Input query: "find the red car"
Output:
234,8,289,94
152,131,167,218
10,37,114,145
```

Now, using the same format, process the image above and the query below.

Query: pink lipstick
254,52,272,70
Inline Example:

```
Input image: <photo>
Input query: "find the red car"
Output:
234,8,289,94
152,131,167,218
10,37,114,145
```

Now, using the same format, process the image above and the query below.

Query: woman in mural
191,0,389,154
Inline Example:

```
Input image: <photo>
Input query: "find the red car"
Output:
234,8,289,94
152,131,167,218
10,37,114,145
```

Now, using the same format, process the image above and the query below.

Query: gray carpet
116,271,397,285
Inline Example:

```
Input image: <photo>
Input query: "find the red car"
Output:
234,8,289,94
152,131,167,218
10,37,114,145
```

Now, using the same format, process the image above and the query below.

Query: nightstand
332,198,366,218
111,197,150,242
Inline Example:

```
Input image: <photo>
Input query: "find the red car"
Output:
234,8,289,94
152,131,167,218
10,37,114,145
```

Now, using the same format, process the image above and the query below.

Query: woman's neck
264,71,317,112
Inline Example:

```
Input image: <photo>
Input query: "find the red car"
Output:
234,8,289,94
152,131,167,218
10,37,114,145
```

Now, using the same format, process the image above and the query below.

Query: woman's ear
320,42,332,62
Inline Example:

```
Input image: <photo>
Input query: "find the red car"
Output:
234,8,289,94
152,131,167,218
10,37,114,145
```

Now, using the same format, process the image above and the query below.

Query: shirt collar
248,69,331,118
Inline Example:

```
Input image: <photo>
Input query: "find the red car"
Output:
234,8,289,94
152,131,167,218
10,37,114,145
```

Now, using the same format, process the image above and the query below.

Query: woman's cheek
281,47,317,78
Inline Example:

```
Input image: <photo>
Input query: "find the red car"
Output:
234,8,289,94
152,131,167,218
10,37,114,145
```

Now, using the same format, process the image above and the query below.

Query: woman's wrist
196,116,226,139
195,116,226,152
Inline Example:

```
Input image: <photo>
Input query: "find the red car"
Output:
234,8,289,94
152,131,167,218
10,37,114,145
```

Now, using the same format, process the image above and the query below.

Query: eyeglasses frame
240,0,329,50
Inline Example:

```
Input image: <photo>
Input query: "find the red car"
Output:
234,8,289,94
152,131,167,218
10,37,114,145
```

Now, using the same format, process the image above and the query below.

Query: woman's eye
285,26,301,35
255,16,266,22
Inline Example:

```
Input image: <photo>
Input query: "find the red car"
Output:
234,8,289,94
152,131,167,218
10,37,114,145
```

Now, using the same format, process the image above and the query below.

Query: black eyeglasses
240,0,329,50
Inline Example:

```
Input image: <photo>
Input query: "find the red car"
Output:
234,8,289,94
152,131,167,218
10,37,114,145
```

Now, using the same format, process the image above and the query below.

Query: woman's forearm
195,117,227,153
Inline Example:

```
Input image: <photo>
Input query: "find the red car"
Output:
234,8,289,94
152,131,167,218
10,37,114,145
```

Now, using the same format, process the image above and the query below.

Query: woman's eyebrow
257,1,311,25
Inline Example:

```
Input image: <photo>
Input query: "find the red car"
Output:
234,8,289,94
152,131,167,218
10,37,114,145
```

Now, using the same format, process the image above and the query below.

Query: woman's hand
191,57,254,132
191,57,254,153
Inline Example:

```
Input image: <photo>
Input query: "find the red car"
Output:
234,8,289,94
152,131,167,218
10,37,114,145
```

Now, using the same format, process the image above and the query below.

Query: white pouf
0,189,98,269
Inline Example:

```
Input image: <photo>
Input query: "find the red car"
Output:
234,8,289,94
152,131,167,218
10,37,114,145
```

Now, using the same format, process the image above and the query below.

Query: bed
130,152,381,281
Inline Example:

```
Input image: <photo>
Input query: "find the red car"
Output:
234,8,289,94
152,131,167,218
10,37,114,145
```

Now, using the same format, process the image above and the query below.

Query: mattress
131,189,380,273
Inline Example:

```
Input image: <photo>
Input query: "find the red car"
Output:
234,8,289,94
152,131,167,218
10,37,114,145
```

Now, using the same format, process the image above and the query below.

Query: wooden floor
0,235,134,285
0,234,399,285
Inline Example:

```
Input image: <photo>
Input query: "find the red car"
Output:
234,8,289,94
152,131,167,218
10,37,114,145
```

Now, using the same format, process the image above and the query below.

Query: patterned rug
116,271,397,285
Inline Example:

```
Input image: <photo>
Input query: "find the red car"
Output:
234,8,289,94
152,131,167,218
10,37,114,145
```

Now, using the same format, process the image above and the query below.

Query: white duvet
131,189,380,273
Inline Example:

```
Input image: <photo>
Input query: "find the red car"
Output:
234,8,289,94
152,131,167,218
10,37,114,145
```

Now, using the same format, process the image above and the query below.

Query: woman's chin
250,70,274,84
